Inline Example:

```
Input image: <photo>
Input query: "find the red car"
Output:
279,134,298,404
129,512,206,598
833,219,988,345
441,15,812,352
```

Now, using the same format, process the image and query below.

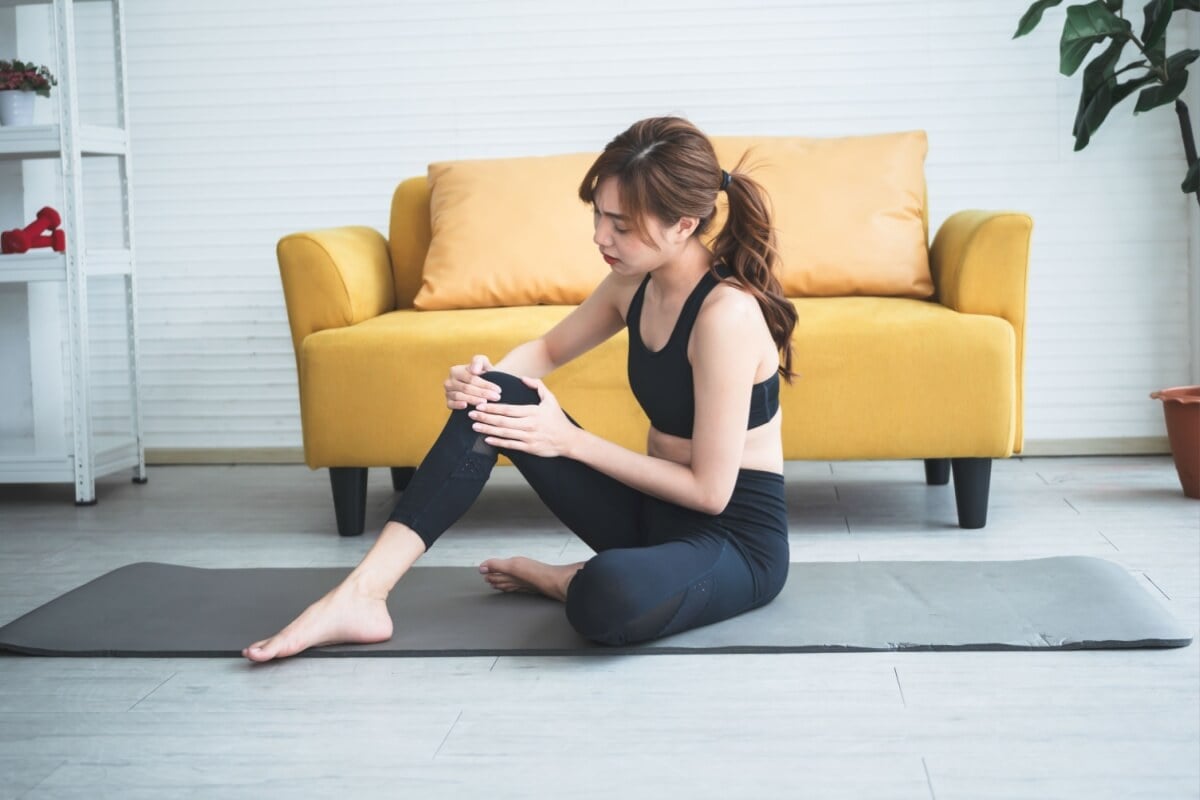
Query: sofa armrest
930,210,1033,452
276,226,396,362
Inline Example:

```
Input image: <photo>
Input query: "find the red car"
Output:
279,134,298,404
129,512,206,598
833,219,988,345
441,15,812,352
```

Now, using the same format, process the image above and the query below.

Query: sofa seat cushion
785,297,1016,459
299,305,647,467
299,298,1016,467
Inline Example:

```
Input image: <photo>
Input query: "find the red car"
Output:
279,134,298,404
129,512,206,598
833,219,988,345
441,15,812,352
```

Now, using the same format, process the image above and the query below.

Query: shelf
0,124,127,159
0,248,131,283
0,251,63,282
0,434,140,484
0,0,112,8
2,0,145,504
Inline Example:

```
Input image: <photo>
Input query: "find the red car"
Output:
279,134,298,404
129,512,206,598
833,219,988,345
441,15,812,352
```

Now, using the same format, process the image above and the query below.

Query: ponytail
711,159,798,383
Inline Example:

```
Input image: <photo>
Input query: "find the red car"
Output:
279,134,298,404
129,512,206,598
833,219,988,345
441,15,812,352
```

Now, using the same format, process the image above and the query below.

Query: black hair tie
720,170,732,191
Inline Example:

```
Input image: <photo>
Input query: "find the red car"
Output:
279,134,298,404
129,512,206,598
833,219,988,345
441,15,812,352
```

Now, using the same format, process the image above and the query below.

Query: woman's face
591,176,681,276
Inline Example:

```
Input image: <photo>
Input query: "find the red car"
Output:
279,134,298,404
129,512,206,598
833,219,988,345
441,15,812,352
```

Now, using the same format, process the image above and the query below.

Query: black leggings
388,371,790,646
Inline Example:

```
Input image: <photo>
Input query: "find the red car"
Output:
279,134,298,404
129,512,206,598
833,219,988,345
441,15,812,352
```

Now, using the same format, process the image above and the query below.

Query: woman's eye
592,207,626,234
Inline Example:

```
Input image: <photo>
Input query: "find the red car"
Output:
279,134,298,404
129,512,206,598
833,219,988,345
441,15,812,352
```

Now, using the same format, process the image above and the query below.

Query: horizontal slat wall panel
40,0,1200,452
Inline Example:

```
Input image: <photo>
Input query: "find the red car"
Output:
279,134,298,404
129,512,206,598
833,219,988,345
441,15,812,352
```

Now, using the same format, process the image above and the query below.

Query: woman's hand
445,355,502,410
467,376,579,459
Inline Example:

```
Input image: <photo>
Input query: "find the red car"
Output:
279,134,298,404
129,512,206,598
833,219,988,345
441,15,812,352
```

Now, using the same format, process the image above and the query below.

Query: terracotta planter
1150,385,1200,499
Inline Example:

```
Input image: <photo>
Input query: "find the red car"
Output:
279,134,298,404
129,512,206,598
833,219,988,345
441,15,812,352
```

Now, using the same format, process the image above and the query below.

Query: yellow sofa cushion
782,297,1015,459
413,151,605,310
410,132,932,311
299,304,644,467
299,297,1015,467
709,131,932,298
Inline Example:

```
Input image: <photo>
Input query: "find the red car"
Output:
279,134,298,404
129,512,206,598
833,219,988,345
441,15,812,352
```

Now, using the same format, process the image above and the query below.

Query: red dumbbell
1,207,65,254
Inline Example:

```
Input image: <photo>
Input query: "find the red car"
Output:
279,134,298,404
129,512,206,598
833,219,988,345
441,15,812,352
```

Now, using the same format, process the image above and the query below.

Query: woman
244,116,798,662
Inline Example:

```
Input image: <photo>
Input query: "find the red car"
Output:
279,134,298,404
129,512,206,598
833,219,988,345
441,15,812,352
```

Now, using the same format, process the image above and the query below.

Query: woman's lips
602,254,617,265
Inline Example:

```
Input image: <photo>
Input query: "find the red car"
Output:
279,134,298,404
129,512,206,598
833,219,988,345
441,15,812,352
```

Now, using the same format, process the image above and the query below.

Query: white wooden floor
0,456,1197,800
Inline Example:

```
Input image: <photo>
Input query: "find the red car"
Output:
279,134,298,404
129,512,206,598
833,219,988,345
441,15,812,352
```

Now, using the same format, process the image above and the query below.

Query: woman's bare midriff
647,410,784,474
615,271,786,476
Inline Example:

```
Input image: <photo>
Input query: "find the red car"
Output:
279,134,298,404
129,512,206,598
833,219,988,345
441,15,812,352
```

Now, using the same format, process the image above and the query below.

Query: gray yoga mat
0,556,1191,657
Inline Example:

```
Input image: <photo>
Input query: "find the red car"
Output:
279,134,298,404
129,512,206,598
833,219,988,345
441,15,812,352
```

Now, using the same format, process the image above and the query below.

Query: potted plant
1015,0,1200,498
0,59,57,127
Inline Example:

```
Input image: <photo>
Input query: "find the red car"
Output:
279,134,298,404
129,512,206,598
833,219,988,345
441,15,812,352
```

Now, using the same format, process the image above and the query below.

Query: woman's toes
243,640,268,659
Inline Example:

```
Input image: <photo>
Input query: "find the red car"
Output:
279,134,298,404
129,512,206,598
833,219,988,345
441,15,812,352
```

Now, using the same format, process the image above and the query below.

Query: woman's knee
564,554,630,644
479,371,539,405
564,553,682,646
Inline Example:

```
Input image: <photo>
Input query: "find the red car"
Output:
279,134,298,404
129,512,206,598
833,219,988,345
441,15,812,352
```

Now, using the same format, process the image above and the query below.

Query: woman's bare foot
478,557,585,603
242,579,393,663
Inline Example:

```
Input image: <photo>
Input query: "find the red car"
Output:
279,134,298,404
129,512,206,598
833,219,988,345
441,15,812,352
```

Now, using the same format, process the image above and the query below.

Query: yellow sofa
277,133,1032,536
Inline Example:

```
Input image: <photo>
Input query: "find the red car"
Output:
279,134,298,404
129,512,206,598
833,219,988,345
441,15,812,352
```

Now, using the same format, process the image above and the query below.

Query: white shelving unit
0,0,145,502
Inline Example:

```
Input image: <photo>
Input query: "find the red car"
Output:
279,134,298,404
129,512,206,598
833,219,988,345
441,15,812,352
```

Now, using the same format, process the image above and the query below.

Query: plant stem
1122,32,1170,83
1113,60,1148,77
1177,99,1200,210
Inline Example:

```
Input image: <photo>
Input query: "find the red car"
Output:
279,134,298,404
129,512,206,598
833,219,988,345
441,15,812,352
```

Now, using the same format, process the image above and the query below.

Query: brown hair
577,116,798,382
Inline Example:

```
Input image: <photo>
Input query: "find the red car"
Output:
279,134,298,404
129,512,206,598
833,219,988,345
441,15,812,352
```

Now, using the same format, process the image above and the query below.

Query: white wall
4,0,1198,457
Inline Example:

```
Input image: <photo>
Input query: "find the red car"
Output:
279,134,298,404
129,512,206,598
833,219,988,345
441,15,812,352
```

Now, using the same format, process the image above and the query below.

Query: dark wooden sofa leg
390,467,415,492
951,457,992,529
924,458,951,485
329,467,368,537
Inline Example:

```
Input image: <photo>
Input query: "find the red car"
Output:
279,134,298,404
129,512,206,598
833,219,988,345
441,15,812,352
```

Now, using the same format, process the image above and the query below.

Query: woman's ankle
342,570,392,601
343,522,428,599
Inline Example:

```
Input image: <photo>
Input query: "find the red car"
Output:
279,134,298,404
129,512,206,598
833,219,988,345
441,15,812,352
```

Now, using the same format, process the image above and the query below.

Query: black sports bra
626,265,780,439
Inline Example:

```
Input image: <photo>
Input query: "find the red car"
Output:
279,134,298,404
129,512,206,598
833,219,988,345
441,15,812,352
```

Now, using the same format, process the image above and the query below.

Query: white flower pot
0,90,36,126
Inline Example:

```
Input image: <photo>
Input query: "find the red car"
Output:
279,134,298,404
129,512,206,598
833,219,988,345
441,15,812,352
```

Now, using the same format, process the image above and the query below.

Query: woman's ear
673,215,700,242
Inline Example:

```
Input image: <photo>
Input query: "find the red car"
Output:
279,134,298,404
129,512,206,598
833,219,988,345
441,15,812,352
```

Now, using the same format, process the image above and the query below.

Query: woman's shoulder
695,280,765,346
703,270,762,319
591,270,648,324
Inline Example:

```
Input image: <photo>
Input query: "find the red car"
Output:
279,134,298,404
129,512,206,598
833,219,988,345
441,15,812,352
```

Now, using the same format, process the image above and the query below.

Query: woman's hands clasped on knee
468,376,581,459
445,354,503,410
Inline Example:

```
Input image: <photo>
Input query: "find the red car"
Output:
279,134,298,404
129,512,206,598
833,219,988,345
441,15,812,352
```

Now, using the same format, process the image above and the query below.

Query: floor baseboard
1019,437,1170,457
147,448,306,465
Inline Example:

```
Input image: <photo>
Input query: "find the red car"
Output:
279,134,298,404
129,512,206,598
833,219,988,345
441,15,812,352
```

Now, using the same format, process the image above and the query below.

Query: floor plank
0,456,1196,800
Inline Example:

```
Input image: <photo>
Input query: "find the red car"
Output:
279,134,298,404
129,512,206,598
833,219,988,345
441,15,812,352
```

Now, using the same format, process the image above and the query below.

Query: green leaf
1114,72,1162,101
1015,0,1066,37
1134,69,1188,110
1142,0,1174,50
1114,59,1150,74
1074,80,1116,148
1074,71,1160,149
1073,37,1128,136
1147,35,1168,66
1183,159,1200,192
1173,0,1198,9
1060,1,1133,75
1163,47,1200,77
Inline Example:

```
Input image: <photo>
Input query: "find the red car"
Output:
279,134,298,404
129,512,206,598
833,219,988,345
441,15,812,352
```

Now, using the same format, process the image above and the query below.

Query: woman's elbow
698,485,734,516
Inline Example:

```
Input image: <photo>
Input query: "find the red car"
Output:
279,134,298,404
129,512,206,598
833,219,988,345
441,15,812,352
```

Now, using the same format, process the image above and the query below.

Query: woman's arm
473,280,761,515
493,339,556,379
565,288,761,515
462,273,633,416
494,273,633,379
